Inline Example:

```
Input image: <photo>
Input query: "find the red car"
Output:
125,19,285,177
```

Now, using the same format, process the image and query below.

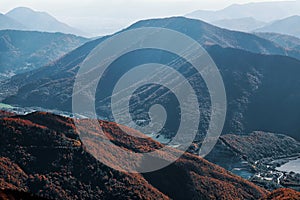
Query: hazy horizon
0,0,297,36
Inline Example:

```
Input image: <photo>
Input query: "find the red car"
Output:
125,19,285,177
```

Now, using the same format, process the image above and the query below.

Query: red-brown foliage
0,111,270,200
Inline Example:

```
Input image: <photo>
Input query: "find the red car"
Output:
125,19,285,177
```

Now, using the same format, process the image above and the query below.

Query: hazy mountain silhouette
212,17,266,32
255,15,300,38
186,1,300,22
3,7,86,36
0,30,88,80
0,13,28,30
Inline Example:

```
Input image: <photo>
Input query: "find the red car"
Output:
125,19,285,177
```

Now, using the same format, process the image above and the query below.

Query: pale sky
0,0,288,36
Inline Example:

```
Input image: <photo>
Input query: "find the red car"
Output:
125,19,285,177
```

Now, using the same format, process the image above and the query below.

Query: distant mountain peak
273,15,300,23
0,11,28,30
7,6,37,14
128,16,219,31
186,0,300,22
6,6,57,21
2,7,87,37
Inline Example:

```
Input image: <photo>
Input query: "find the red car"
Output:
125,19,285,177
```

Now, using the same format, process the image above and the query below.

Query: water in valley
276,158,300,174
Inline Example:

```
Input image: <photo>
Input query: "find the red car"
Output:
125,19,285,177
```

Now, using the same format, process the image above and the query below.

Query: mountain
0,30,88,80
0,13,28,30
255,32,300,52
211,17,266,32
0,111,268,200
186,1,300,22
1,17,300,141
4,7,85,36
255,15,300,38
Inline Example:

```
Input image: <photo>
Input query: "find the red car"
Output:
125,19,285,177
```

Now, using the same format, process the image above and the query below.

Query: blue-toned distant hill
255,15,300,38
1,17,300,141
1,7,86,36
0,13,28,30
0,30,88,80
211,17,266,32
186,1,300,22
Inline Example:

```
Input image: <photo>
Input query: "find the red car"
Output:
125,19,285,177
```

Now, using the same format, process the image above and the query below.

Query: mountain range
0,30,88,80
1,17,300,141
0,7,85,36
185,1,300,38
2,6,300,39
186,0,300,22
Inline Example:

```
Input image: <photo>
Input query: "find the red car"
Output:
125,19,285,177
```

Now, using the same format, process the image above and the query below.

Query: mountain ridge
126,17,299,60
186,1,300,22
